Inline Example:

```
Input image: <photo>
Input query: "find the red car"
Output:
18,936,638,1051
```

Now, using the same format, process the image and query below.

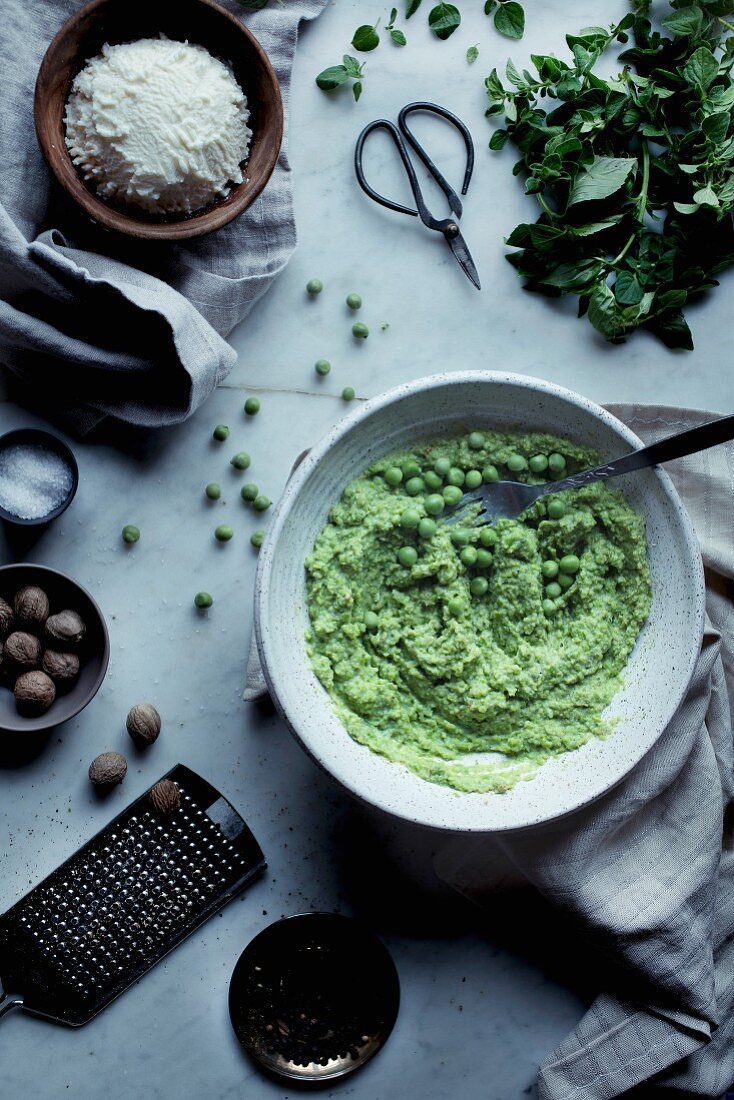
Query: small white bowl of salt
0,429,78,526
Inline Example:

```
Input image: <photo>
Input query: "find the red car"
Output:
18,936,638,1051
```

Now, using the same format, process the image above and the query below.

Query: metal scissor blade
446,230,481,290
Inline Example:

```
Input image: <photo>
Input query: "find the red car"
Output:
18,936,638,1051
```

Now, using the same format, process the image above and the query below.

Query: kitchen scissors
354,101,480,290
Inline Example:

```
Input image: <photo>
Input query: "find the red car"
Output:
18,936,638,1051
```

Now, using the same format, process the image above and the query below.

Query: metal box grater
0,764,265,1026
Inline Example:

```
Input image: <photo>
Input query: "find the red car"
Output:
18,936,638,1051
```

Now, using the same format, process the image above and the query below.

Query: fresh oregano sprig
405,1,525,41
315,9,407,100
485,0,734,349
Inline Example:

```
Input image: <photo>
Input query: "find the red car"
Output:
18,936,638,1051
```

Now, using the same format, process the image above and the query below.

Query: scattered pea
402,459,422,478
542,599,557,616
364,610,379,631
468,431,485,450
434,457,451,478
352,322,369,339
558,572,574,590
424,470,443,490
424,494,445,516
547,499,566,520
476,548,493,569
244,397,261,415
418,518,437,539
251,530,265,549
306,278,323,295
465,469,482,490
482,464,499,483
241,483,259,502
231,452,251,470
398,546,418,567
215,524,233,542
404,477,424,496
194,592,213,609
122,524,140,544
450,528,471,547
213,424,229,441
529,454,549,474
442,485,463,506
346,293,362,311
545,582,562,599
447,467,465,487
470,576,488,597
541,560,559,580
342,386,356,401
384,466,403,487
448,596,463,616
253,495,272,512
560,554,580,574
507,454,528,473
479,526,497,547
548,452,567,474
205,483,221,500
400,508,421,530
314,359,331,376
460,546,478,567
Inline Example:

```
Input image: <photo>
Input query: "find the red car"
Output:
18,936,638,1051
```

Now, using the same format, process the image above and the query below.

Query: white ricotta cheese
64,37,252,215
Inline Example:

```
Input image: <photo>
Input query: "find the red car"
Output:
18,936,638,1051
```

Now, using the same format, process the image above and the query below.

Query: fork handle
549,414,734,493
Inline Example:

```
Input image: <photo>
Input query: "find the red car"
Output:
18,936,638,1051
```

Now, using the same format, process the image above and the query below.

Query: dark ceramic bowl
0,428,78,527
0,563,109,733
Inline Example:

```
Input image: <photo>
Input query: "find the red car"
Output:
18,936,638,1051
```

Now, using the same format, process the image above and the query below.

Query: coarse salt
0,444,74,520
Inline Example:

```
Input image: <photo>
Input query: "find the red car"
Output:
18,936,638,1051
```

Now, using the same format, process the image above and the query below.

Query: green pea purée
305,431,652,794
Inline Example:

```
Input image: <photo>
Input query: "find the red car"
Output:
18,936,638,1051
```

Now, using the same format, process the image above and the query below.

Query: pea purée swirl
305,431,652,794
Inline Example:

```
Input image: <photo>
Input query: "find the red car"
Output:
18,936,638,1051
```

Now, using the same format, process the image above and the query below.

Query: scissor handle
355,119,429,222
398,102,475,218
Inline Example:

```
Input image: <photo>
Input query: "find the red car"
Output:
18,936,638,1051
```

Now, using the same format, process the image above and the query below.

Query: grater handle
0,983,23,1021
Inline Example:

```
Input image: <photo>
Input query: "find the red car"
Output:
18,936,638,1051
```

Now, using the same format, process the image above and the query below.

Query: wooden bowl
34,0,284,241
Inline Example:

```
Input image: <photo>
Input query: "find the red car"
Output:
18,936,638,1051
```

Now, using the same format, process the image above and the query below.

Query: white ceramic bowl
254,372,705,833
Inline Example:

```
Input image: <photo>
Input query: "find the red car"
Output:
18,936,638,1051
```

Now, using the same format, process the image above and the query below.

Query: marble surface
1,1,733,1098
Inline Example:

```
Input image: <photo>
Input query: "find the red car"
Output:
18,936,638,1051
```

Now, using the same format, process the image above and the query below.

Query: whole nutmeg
14,585,49,630
126,703,161,748
0,597,14,639
45,610,86,649
14,669,56,715
89,751,127,790
149,779,180,816
5,631,42,671
42,649,80,684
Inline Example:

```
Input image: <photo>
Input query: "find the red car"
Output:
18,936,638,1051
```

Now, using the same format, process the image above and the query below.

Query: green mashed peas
305,431,652,795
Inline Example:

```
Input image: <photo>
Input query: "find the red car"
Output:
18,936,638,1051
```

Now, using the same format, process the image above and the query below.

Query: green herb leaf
661,7,703,37
428,2,461,40
614,271,643,305
489,129,509,150
343,54,363,77
467,44,479,64
649,309,694,350
389,7,398,25
315,65,349,91
406,0,422,16
683,46,719,91
494,1,525,40
353,81,363,102
568,156,636,206
352,23,380,52
694,184,720,206
484,0,497,13
391,28,407,45
587,284,622,339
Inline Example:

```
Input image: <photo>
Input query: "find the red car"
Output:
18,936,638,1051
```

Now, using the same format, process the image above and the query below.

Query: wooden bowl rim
33,0,284,242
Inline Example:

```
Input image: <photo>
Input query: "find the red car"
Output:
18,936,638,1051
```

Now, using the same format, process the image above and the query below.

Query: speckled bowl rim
254,371,706,834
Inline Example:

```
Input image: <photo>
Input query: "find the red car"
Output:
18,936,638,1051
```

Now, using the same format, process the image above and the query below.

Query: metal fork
446,414,734,525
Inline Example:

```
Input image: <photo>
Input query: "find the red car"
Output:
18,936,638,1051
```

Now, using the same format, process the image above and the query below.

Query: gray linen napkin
244,404,734,1099
0,0,327,429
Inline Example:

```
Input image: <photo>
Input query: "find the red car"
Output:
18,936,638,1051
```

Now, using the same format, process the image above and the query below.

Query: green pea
342,386,356,401
231,452,251,470
398,546,418,567
547,499,566,520
545,581,562,599
482,464,499,483
402,459,422,478
241,483,258,502
205,483,221,500
250,530,265,549
470,576,488,597
476,548,493,569
560,554,580,575
465,470,482,490
448,596,463,616
405,476,425,496
352,322,369,339
468,431,485,451
434,457,451,478
194,592,213,609
346,293,362,310
213,424,229,441
364,610,379,631
314,359,331,376
424,471,443,490
450,528,471,547
479,526,497,547
418,518,437,539
244,397,260,416
460,546,478,567
253,495,272,512
384,466,403,487
447,467,465,487
424,494,445,516
529,454,549,474
442,485,463,506
542,599,556,616
400,507,421,530
541,560,559,580
306,278,323,295
507,454,528,473
122,524,140,544
215,524,233,542
548,452,567,474
558,572,574,590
